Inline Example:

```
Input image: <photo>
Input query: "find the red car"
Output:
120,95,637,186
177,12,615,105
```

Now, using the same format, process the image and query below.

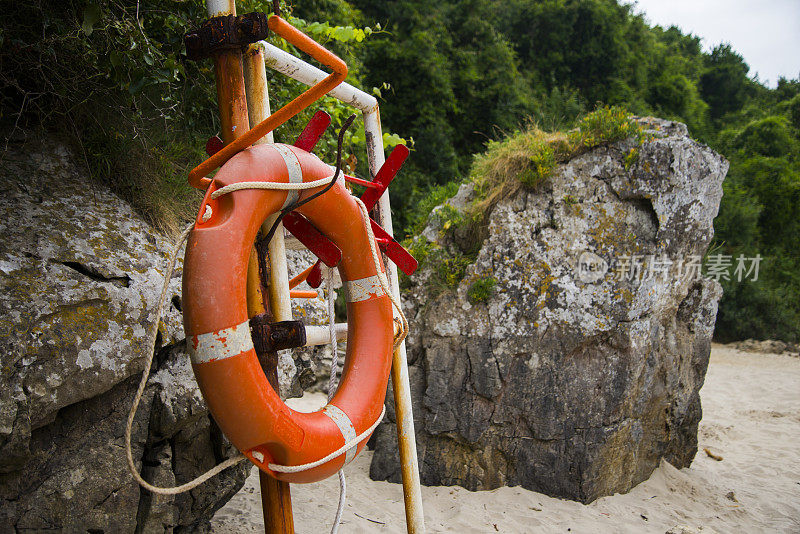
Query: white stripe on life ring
189,320,254,364
322,404,358,464
343,274,386,303
273,144,303,210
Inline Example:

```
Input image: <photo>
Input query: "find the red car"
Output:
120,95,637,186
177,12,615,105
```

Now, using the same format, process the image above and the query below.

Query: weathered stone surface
0,371,153,532
138,344,251,533
0,140,327,530
729,339,798,356
0,142,184,471
370,118,727,503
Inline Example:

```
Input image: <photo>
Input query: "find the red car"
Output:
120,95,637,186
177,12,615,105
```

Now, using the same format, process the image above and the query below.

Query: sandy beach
210,345,800,533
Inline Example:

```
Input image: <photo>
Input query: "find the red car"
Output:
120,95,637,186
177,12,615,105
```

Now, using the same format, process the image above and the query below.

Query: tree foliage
0,0,386,232
1,0,798,341
350,0,799,342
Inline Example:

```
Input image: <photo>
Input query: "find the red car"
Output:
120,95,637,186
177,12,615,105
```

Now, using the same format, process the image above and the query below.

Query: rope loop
268,406,386,474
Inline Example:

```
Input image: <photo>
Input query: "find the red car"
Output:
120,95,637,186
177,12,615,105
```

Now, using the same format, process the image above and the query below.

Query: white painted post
258,40,426,533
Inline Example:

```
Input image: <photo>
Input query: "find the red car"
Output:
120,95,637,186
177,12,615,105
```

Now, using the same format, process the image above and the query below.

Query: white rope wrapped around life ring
125,176,406,495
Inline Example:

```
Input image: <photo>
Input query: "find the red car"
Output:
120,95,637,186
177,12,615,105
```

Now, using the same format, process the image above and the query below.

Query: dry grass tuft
469,126,572,217
468,106,645,220
78,113,205,238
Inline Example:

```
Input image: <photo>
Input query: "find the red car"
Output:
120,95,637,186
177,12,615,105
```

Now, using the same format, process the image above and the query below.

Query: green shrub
569,105,644,149
433,251,473,290
716,278,800,343
520,142,556,187
734,116,796,158
623,147,640,170
400,237,435,289
467,277,497,304
435,204,466,233
789,94,800,130
405,181,462,237
400,237,474,293
711,111,800,342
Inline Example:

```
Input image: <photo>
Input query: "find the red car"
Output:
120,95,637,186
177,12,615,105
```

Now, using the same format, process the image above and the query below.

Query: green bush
520,142,556,188
789,94,800,130
405,181,462,237
401,237,473,292
711,103,800,342
716,279,800,343
0,0,394,234
435,204,466,233
734,116,796,158
569,105,644,149
433,251,473,290
467,277,497,304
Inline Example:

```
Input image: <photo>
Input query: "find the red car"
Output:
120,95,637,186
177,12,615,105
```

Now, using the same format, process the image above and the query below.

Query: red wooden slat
306,261,324,288
370,219,418,275
282,212,342,268
359,144,409,210
293,110,331,152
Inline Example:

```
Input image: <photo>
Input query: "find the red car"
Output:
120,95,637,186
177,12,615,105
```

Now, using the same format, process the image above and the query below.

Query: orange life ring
182,142,393,483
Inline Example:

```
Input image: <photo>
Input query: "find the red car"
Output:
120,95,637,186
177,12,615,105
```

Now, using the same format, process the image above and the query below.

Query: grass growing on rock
403,229,473,292
469,129,566,218
403,106,648,291
569,105,647,149
471,105,646,217
80,116,206,237
467,277,497,304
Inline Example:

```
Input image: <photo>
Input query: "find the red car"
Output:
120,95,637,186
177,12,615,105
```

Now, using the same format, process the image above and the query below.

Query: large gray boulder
0,142,184,475
370,118,727,503
0,140,326,531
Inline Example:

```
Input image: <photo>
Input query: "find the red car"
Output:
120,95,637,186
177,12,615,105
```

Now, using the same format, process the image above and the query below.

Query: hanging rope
326,269,347,534
123,224,245,496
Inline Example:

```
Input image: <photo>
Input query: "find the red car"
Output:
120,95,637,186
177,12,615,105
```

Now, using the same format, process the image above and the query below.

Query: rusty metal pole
202,1,263,323
206,0,249,147
202,1,292,533
243,42,295,534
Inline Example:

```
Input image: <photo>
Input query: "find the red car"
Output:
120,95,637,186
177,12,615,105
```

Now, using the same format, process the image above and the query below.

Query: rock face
729,339,799,356
0,140,326,531
370,118,727,503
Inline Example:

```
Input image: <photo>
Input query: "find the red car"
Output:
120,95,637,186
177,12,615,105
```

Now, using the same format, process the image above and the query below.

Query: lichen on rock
370,118,727,503
0,139,328,531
